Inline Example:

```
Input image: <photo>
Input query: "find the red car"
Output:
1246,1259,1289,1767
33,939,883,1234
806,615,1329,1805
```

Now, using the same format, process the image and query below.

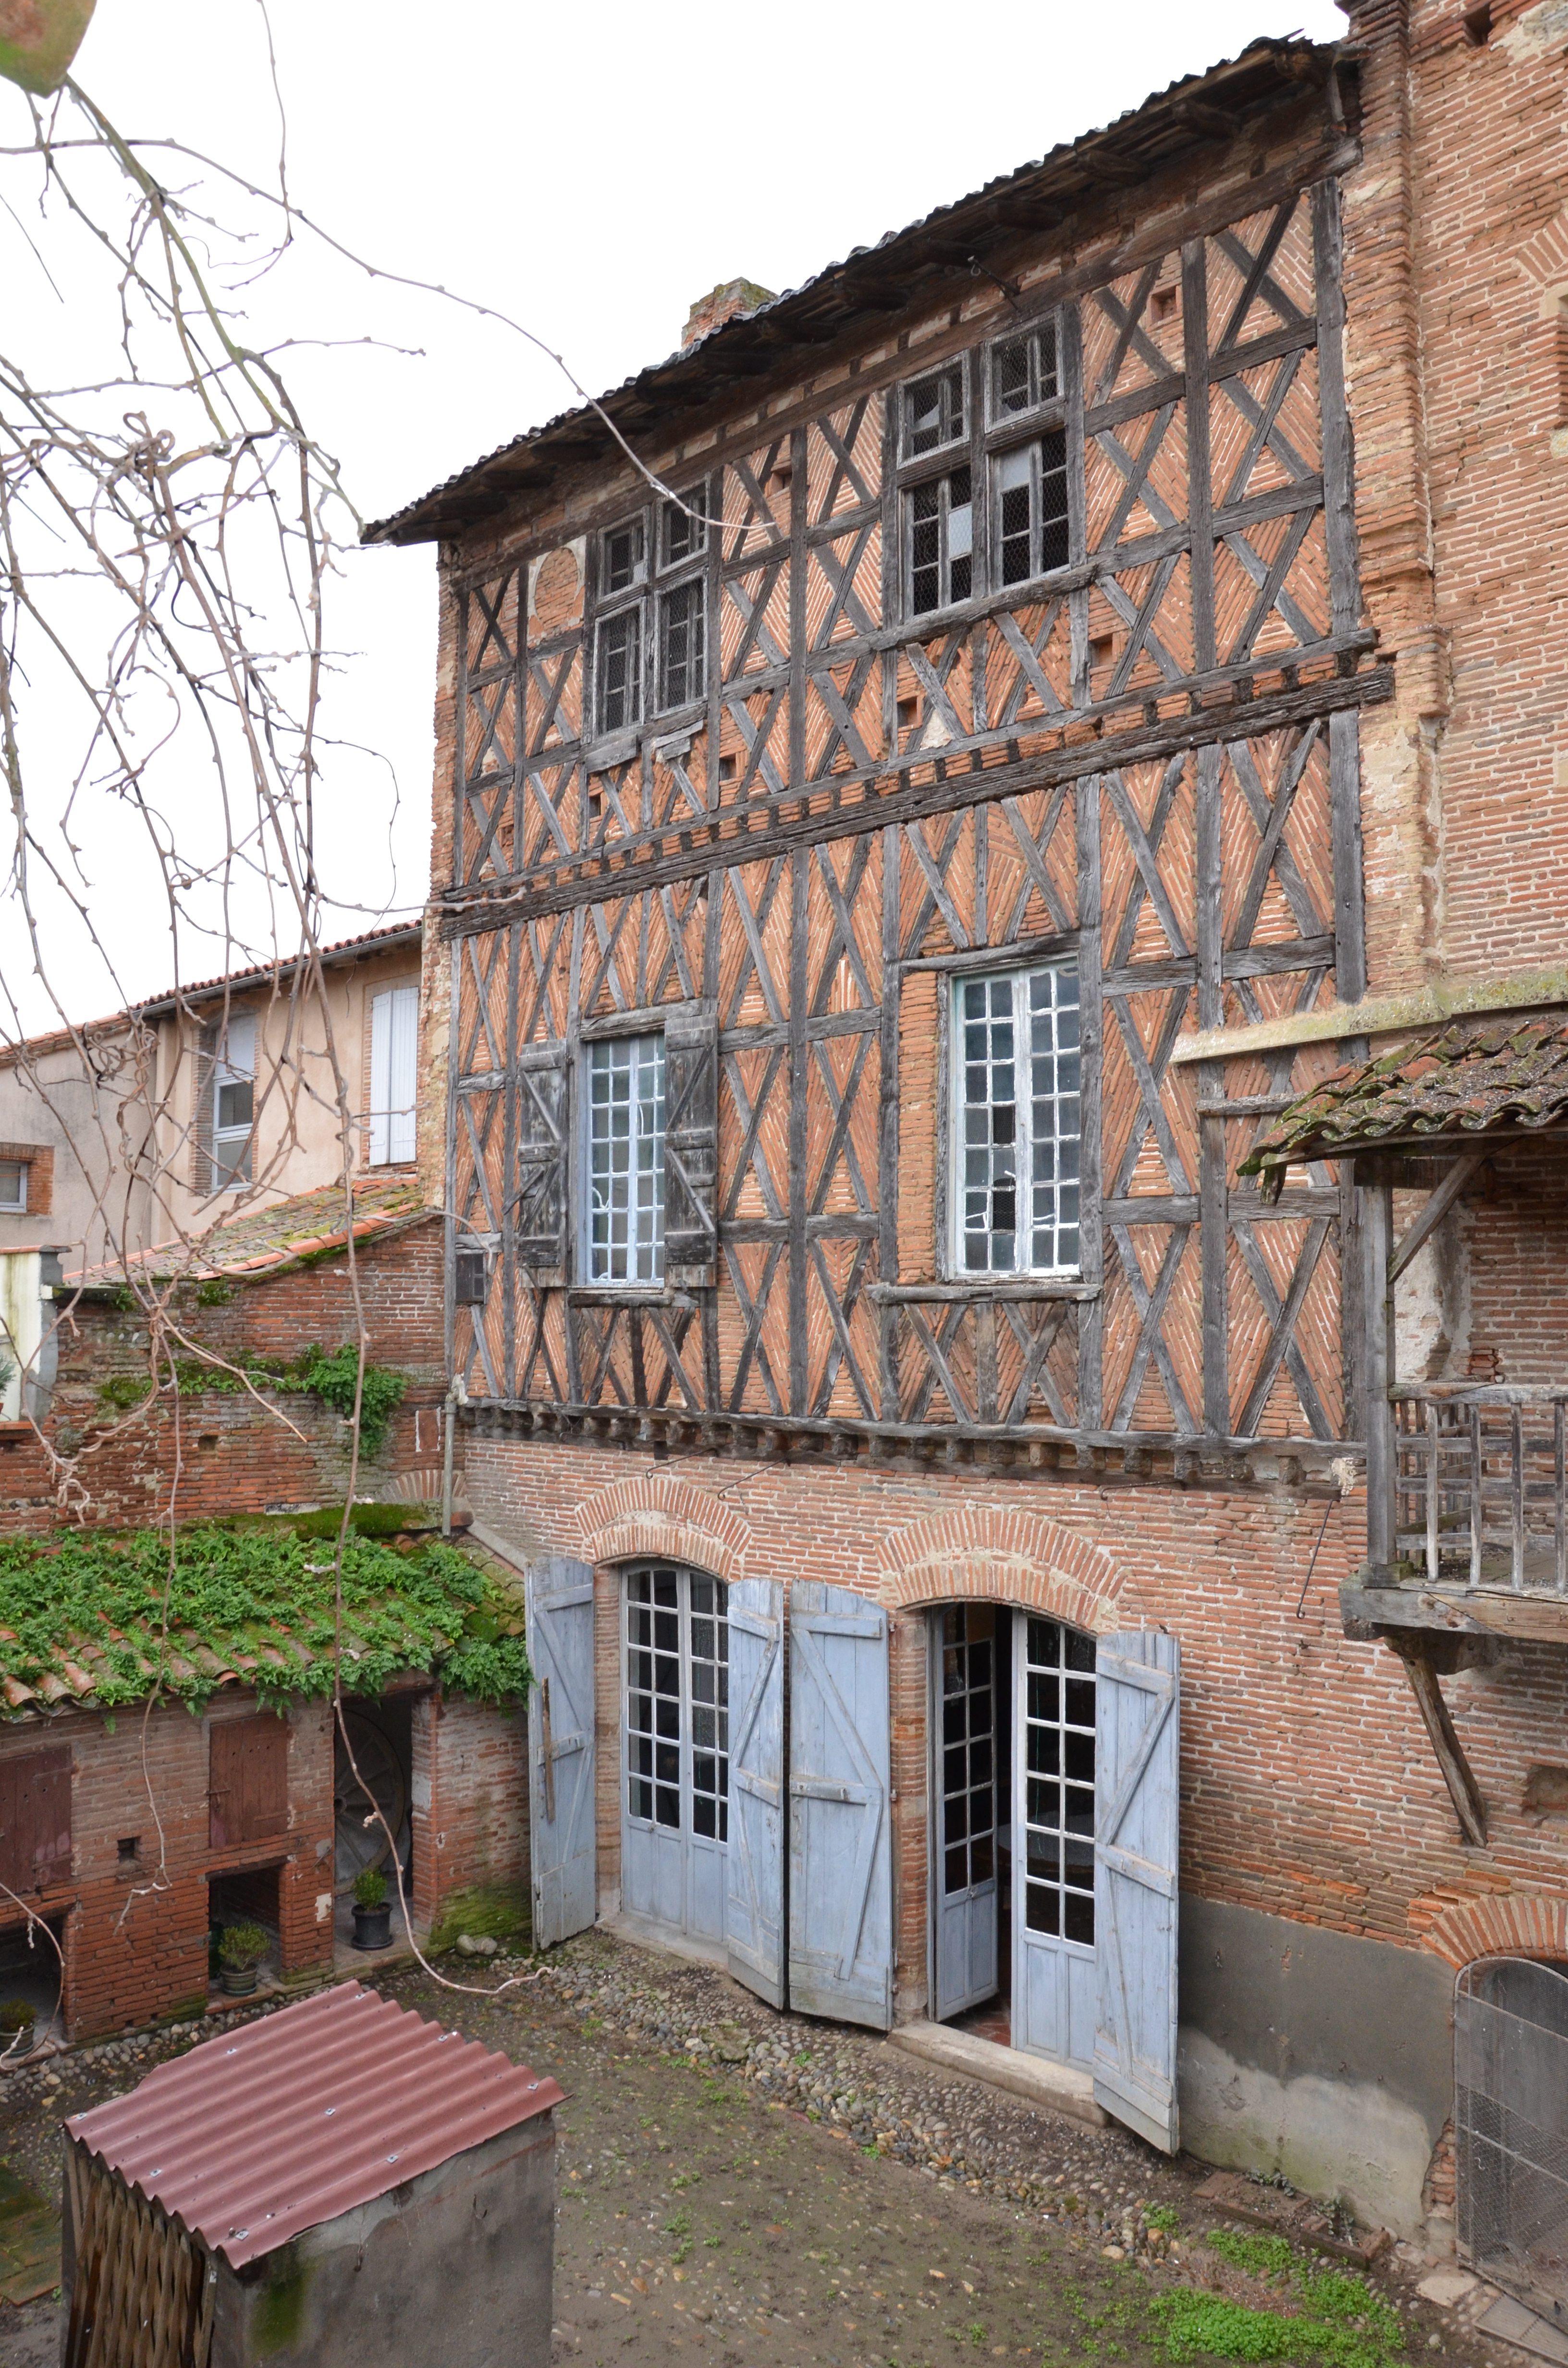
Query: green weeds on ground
1150,2230,1404,2368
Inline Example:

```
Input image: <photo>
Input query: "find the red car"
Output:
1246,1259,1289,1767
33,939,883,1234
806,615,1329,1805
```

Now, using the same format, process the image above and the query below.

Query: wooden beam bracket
1382,1631,1489,1847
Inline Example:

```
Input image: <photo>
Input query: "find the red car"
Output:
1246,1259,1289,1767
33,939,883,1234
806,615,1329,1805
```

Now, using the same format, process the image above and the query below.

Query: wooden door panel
0,1747,71,1896
208,1715,287,1851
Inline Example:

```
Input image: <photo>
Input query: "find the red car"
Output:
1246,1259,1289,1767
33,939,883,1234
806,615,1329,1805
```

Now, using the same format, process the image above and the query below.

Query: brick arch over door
1415,1888,1568,1972
576,1472,749,1588
874,1507,1137,1636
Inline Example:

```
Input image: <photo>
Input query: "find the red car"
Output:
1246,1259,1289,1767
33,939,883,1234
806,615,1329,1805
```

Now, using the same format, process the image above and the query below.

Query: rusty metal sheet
1241,1019,1568,1192
66,1981,562,2269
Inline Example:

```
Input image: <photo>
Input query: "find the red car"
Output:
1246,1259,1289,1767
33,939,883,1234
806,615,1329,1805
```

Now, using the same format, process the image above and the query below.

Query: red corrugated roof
66,1982,562,2268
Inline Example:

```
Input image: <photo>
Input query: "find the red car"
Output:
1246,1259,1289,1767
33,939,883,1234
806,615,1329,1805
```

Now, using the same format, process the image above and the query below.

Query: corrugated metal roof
364,36,1337,547
1238,1019,1568,1193
67,1983,562,2269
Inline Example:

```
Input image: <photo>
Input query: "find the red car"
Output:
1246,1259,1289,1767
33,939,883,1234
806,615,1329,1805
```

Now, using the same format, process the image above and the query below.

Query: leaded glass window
992,323,1059,418
597,607,642,734
904,362,966,457
659,579,706,710
994,432,1070,586
908,467,973,616
587,1032,664,1283
954,963,1081,1273
1022,1617,1096,1948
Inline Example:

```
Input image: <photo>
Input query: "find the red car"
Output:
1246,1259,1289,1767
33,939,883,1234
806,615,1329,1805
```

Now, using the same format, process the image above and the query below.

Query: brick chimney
682,278,775,352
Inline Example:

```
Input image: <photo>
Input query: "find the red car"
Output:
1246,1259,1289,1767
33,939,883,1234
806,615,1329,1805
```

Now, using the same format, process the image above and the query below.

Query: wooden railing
1394,1385,1568,1593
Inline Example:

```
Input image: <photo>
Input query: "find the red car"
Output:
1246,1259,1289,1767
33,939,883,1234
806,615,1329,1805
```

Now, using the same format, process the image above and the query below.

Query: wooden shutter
788,1580,893,2031
0,1746,71,1894
208,1714,289,1850
725,1578,785,2008
1092,1630,1180,2152
662,1000,719,1287
514,1053,570,1281
190,1021,217,1194
525,1556,597,1947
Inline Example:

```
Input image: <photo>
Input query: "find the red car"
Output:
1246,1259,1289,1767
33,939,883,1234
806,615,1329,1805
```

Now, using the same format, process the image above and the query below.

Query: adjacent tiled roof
68,1983,562,2269
1238,1019,1568,1194
364,37,1336,547
67,1174,431,1290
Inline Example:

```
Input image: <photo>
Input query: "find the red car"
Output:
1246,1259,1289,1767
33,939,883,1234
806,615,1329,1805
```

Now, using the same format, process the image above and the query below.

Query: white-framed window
369,983,418,1166
0,1160,25,1211
586,1031,665,1284
953,962,1081,1274
211,1011,257,1190
625,1565,729,1840
1021,1616,1097,1948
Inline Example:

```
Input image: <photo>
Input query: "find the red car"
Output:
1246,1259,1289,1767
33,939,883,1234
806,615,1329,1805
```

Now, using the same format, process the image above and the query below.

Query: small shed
61,1980,563,2368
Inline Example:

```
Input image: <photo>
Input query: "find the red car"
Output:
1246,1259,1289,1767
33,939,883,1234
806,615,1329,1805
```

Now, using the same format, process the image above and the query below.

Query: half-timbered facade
372,0,1568,2251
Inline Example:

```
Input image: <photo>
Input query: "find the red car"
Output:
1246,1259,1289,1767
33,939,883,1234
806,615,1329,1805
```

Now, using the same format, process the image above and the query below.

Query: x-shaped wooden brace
461,1300,502,1401
522,760,577,870
723,1240,788,1415
1088,260,1171,408
1215,347,1315,508
808,1033,876,1217
723,561,790,677
526,646,578,757
902,1299,977,1426
901,809,971,954
991,601,1072,731
583,760,640,856
1225,724,1328,951
997,787,1074,940
1099,554,1188,696
1001,1298,1075,1426
721,684,789,797
807,650,881,778
581,897,635,1018
724,443,790,563
456,1086,504,1235
580,1302,634,1407
1211,205,1308,355
1105,982,1196,1200
809,397,876,524
808,1236,877,1418
719,1047,787,1224
1091,406,1181,555
722,857,789,1027
1219,510,1321,665
1104,760,1192,969
459,931,509,1077
648,879,704,1007
1107,1220,1199,1435
1230,1213,1333,1438
516,1284,566,1407
467,576,516,675
808,838,877,1014
517,913,570,1055
809,518,881,648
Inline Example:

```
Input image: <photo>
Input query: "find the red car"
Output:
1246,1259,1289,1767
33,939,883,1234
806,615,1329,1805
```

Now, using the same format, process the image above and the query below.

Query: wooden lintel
1383,1633,1488,1848
1343,1579,1568,1646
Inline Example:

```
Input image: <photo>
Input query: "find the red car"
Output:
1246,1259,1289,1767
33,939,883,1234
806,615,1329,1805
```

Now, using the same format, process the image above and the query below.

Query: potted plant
217,1921,270,1997
351,1865,393,1951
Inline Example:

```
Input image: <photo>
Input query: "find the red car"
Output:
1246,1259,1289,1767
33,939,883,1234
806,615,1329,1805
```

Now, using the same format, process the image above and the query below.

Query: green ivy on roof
0,1526,531,1720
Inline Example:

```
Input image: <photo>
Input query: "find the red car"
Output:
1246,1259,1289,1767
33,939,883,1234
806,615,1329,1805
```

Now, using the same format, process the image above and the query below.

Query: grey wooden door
1092,1629,1180,2151
525,1556,597,1948
621,1566,729,1944
726,1578,785,2007
1012,1611,1099,2069
932,1606,999,2020
788,1580,892,2031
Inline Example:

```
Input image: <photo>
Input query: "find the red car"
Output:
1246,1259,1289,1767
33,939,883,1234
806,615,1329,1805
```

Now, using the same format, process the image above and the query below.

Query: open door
726,1577,785,2008
1092,1629,1179,2151
788,1580,892,2031
931,1605,1000,2021
525,1556,597,1948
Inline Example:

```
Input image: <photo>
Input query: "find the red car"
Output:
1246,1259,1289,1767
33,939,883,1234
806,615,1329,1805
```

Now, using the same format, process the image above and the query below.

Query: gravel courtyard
0,1928,1513,2368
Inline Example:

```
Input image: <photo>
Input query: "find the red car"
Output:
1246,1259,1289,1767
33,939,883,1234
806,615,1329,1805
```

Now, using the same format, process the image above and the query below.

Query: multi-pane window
992,323,1059,419
625,1566,729,1839
587,1031,665,1283
1022,1617,1096,1948
0,1161,24,1211
662,491,707,568
994,433,1070,586
940,1605,995,1898
603,517,647,594
210,1011,256,1190
955,963,1081,1274
909,467,973,616
597,607,641,734
904,362,966,456
660,579,706,710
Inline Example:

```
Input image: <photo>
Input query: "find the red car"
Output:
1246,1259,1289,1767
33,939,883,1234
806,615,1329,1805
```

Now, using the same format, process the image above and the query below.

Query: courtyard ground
0,1929,1520,2368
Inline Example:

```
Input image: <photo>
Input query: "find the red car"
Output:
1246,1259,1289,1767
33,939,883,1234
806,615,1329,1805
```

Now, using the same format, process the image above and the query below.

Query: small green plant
193,1279,233,1307
1206,2231,1298,2279
0,2000,33,2034
1146,2205,1180,2235
299,1342,408,1456
96,1373,151,1411
217,1921,269,1971
352,1865,388,1910
1152,2238,1404,2368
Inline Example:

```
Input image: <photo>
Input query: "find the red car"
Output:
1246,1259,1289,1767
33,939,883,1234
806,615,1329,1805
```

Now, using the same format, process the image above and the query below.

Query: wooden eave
363,37,1345,551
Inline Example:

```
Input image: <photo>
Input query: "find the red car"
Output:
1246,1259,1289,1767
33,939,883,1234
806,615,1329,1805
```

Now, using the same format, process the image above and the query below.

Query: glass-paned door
622,1566,729,1943
1013,1612,1098,2068
932,1605,999,2019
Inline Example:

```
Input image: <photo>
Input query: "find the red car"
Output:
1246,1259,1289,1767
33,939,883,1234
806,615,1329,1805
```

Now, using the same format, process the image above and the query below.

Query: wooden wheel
333,1711,408,1896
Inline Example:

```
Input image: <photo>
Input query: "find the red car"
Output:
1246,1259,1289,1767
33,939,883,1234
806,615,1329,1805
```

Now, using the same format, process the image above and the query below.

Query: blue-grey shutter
525,1556,597,1947
662,1000,718,1287
725,1578,785,2007
1092,1629,1180,2151
788,1580,893,2031
514,1051,570,1281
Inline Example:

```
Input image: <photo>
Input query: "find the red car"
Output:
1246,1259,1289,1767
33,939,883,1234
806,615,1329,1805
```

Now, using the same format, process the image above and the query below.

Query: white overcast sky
1,0,1345,1035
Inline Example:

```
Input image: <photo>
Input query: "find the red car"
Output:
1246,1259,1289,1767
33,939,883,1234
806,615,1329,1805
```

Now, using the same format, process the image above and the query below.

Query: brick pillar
410,1691,438,1930
279,1701,334,1977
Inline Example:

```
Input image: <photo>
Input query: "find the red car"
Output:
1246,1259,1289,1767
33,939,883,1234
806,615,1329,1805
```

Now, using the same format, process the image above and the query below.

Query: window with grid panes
662,490,707,568
1022,1617,1096,1946
994,433,1069,587
597,608,641,734
624,1566,728,1838
904,362,966,457
908,467,973,616
587,1032,665,1283
991,323,1059,419
659,580,705,710
954,964,1081,1273
940,1605,995,1897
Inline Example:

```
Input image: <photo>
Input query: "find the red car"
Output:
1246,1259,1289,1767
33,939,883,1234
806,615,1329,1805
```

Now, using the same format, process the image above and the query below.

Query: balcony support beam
1382,1631,1489,1849
1387,1146,1491,1284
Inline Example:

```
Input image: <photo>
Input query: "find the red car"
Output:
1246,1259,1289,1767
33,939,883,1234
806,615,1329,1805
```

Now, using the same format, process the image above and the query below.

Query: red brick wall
1461,1145,1568,1384
410,1690,527,1928
0,1693,335,2042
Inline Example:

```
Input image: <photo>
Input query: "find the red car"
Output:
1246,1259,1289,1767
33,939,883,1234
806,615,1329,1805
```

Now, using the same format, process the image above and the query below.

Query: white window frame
368,983,419,1166
583,1030,666,1285
949,962,1082,1277
623,1564,730,1844
0,1160,26,1212
211,1011,257,1191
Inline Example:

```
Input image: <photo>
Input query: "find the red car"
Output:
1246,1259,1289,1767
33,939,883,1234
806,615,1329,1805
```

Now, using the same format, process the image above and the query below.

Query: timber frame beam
1379,1628,1491,1849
